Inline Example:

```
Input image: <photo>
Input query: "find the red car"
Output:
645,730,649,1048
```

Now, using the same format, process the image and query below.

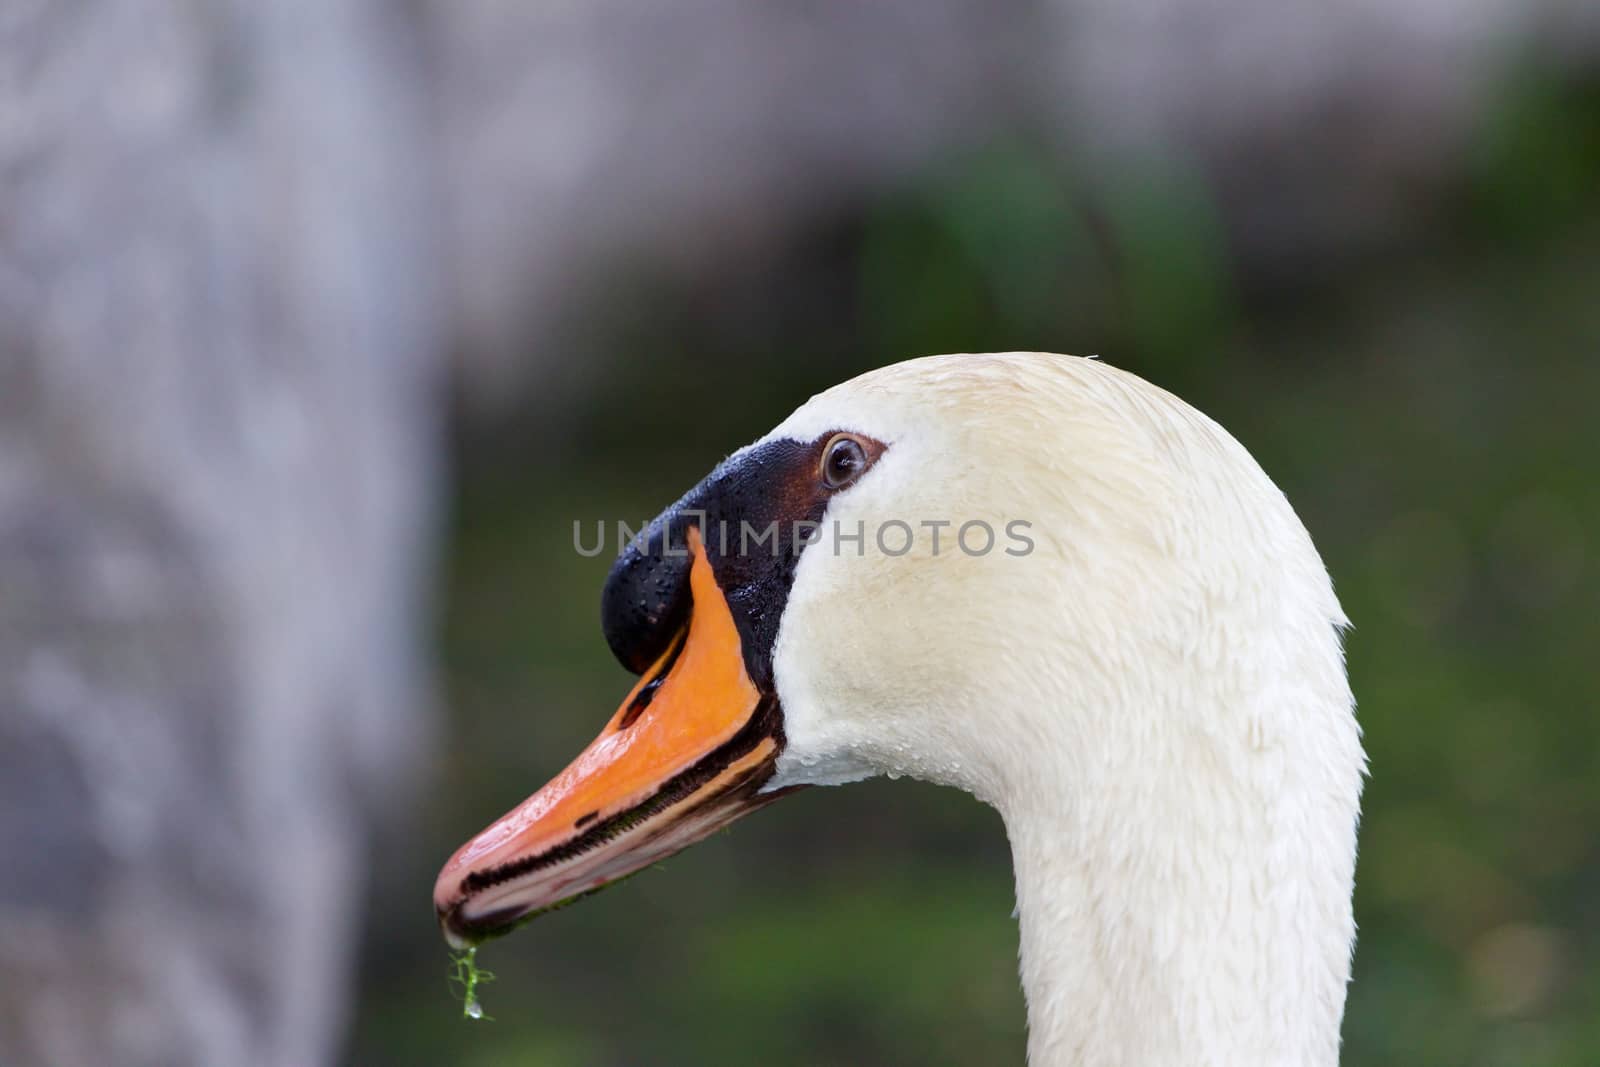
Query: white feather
760,353,1364,1067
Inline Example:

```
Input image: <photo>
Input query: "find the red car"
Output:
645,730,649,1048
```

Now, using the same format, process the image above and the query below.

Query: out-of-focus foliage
350,64,1600,1067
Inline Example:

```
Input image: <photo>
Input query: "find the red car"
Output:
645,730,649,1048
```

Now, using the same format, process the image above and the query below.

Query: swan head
433,352,1363,1061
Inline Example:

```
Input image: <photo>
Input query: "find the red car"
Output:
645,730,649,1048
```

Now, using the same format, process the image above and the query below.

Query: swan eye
821,433,870,489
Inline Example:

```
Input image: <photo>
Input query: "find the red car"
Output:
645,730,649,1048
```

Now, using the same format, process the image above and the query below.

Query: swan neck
1003,759,1353,1067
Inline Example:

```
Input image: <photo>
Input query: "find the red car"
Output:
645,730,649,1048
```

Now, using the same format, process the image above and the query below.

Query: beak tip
436,898,479,951
433,863,479,950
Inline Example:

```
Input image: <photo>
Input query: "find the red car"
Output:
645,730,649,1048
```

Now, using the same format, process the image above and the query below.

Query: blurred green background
349,63,1600,1067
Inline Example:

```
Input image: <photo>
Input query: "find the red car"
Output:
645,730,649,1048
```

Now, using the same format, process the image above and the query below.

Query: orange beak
434,527,787,948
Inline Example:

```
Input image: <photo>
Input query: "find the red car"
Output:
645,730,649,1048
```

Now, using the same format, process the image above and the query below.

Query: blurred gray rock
0,2,439,1066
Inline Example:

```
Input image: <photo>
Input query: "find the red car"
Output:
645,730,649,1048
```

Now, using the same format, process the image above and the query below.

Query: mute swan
435,352,1365,1067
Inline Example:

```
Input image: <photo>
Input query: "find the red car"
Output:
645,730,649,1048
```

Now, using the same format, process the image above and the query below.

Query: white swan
435,352,1365,1067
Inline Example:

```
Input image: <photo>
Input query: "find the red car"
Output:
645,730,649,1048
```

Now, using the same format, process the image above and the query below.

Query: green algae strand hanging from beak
448,946,495,1021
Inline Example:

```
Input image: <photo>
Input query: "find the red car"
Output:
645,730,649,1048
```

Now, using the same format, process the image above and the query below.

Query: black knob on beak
601,504,693,675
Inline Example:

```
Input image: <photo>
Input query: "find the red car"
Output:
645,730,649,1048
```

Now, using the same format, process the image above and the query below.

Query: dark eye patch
600,430,886,692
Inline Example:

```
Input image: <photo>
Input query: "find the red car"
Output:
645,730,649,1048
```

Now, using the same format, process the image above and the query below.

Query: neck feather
999,669,1361,1067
